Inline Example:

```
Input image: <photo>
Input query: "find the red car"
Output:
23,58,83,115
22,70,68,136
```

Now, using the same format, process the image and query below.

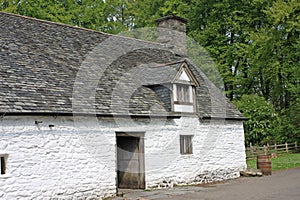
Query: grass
247,153,300,171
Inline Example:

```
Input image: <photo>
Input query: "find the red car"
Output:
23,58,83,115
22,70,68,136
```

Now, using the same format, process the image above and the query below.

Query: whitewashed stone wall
144,117,247,188
0,116,117,200
0,115,246,199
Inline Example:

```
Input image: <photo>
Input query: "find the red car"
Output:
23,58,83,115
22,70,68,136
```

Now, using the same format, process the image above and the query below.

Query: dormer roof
141,60,198,87
173,62,199,86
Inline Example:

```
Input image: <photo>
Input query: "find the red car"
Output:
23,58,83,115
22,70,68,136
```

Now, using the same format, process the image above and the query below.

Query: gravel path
111,167,300,200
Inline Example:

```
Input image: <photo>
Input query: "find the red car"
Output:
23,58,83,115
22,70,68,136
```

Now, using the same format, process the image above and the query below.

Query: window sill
173,101,194,105
180,153,194,156
173,112,197,116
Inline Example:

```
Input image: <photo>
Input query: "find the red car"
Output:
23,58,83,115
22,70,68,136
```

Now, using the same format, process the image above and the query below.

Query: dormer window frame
171,63,198,113
173,83,194,105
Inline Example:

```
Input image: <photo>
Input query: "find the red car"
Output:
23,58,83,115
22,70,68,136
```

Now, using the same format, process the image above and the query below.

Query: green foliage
159,0,190,16
275,98,300,143
234,94,278,145
235,94,299,145
1,0,72,23
246,0,300,110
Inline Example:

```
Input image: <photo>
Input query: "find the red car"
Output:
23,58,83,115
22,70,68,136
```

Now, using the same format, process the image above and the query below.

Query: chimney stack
155,16,187,57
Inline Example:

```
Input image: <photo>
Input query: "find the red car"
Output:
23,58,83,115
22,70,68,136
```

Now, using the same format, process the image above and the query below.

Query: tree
1,0,72,23
247,0,300,109
187,0,272,100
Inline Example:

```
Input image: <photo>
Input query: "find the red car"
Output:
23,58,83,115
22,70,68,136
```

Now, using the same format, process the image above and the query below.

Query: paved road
113,167,300,200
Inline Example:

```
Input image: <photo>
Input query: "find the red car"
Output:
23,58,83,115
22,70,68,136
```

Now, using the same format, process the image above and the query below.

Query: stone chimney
155,16,187,57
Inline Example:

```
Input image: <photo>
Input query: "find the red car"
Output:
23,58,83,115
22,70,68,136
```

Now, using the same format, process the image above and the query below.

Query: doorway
116,132,145,189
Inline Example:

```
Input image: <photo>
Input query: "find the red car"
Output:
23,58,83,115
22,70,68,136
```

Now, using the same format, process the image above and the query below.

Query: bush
234,94,278,146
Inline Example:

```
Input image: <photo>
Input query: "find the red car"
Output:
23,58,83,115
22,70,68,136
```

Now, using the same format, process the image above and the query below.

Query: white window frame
173,84,194,104
173,83,196,113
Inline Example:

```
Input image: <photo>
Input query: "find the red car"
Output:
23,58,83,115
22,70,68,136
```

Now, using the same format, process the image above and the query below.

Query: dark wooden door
117,134,145,189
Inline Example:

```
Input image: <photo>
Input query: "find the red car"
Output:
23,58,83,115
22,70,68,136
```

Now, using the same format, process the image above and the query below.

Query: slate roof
0,12,244,119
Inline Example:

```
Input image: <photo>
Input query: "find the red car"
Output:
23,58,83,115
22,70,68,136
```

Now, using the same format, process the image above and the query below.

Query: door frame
116,132,145,189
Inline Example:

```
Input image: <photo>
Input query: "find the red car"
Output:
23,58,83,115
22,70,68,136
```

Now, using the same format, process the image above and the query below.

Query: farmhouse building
0,12,246,199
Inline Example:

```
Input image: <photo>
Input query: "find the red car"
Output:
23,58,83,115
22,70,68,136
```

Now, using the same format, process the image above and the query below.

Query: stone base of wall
192,168,241,184
148,168,241,189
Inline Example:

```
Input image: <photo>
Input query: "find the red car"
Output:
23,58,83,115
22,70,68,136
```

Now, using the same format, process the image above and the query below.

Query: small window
1,156,6,175
180,135,193,154
177,84,190,103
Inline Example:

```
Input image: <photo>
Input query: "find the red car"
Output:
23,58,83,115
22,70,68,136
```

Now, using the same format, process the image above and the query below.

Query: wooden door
117,133,145,189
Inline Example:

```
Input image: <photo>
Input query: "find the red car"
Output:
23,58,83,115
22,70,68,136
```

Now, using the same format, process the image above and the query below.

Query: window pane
176,84,191,103
180,135,193,154
1,157,5,174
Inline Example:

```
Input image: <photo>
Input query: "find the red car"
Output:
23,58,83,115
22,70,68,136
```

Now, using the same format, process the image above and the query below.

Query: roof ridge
0,11,113,36
0,11,170,47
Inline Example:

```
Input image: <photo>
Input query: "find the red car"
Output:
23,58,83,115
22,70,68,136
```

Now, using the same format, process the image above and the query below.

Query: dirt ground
111,167,300,200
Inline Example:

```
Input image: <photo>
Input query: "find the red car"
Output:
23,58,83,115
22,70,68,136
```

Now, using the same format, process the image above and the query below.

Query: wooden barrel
257,155,272,175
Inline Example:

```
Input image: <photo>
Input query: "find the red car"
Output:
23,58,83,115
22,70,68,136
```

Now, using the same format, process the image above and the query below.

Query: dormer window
142,60,198,114
173,83,195,112
172,63,198,113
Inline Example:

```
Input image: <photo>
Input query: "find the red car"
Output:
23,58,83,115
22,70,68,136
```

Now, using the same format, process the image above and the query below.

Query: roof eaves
0,112,182,119
202,116,248,121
